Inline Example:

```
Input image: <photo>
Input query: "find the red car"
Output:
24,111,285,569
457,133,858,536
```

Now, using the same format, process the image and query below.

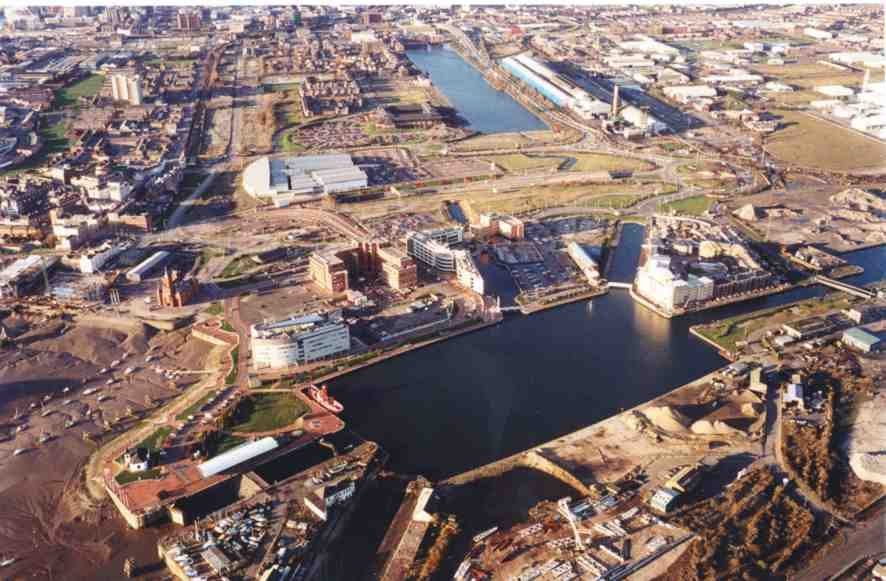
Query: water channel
331,224,885,481
406,45,548,134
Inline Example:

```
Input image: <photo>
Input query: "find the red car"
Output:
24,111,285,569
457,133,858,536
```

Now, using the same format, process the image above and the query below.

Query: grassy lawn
138,426,172,452
661,195,713,216
483,154,563,173
0,116,70,176
54,74,106,109
582,193,645,209
215,433,246,455
696,293,856,352
176,390,218,421
452,130,557,152
765,110,886,172
115,467,162,485
220,255,257,278
228,392,310,433
751,63,879,90
225,347,239,385
204,302,224,316
279,129,306,153
263,82,301,93
569,153,654,173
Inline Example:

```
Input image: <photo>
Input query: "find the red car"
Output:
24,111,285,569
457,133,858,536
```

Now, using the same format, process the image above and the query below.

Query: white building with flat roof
243,154,368,208
251,310,350,370
454,250,484,294
406,227,464,272
635,254,714,313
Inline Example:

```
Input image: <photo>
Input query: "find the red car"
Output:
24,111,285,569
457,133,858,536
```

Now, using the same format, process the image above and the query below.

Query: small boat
307,385,344,414
15,424,27,433
0,556,17,567
83,388,98,396
12,448,27,456
62,387,70,394
38,432,53,444
40,409,53,417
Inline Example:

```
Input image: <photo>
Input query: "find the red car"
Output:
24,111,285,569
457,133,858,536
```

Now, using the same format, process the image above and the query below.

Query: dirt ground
0,315,214,580
731,185,886,252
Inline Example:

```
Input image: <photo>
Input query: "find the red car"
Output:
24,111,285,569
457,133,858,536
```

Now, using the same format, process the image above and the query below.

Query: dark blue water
331,225,884,480
407,46,547,134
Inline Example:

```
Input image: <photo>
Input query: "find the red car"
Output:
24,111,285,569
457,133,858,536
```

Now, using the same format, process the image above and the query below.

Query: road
792,511,884,581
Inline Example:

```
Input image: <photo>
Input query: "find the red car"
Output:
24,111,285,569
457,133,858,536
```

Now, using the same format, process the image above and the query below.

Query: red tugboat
307,384,344,414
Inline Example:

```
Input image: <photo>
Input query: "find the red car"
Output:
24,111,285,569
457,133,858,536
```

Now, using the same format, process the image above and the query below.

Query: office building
309,251,349,294
406,227,464,272
251,311,350,370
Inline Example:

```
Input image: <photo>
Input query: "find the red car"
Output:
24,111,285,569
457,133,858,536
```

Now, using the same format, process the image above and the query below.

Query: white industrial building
197,437,279,478
803,27,834,41
635,254,714,313
251,311,350,370
814,85,854,100
110,73,143,106
620,105,668,135
567,241,600,284
500,52,609,119
617,35,679,57
454,250,484,294
78,240,128,274
406,227,464,272
243,154,368,208
663,85,717,104
126,250,169,283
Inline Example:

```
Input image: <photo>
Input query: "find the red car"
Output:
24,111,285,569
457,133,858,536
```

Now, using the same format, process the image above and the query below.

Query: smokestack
611,85,621,117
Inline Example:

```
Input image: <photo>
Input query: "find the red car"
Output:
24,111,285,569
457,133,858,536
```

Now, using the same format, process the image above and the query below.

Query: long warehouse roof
197,437,279,478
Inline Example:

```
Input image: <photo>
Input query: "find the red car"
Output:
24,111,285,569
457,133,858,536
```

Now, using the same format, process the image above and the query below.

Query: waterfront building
304,479,356,521
500,52,609,119
454,250,484,294
251,311,350,370
635,254,714,313
567,241,600,284
0,255,58,298
197,437,279,478
406,227,464,272
243,155,367,208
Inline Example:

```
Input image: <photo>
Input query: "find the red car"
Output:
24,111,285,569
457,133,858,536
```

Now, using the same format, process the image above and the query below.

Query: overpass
814,275,876,300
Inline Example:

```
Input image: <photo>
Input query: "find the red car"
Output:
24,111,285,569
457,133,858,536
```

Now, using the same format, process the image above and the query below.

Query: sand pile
642,406,691,433
690,419,744,436
847,394,886,485
734,203,761,222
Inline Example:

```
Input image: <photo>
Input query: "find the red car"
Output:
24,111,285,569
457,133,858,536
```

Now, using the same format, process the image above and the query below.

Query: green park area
54,74,106,109
228,392,310,433
115,467,162,485
765,110,886,172
695,293,856,353
661,195,713,216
